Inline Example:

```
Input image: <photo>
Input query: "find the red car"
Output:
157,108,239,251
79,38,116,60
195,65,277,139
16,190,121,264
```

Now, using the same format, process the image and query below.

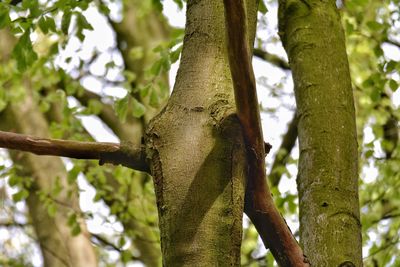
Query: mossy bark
145,0,257,265
278,1,362,266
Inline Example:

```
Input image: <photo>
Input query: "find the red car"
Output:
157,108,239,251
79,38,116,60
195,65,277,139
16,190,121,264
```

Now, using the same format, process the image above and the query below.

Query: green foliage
12,30,38,72
343,1,400,265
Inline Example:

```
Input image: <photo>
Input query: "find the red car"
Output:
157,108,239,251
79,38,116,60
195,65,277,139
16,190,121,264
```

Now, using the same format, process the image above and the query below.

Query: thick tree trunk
0,30,97,267
278,1,362,266
145,0,257,265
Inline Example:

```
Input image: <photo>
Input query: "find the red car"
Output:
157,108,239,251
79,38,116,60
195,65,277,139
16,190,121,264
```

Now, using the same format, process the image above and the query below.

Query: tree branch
0,131,149,173
223,1,309,266
269,113,298,187
384,38,400,49
253,48,290,70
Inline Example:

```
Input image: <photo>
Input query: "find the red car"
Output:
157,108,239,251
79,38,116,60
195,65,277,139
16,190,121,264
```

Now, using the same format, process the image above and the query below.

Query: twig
253,48,290,70
0,131,149,173
268,113,298,187
223,0,309,266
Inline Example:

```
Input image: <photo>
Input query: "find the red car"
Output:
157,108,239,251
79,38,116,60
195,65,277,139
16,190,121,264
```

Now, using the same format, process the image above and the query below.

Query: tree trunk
278,1,362,266
0,30,97,267
145,0,258,265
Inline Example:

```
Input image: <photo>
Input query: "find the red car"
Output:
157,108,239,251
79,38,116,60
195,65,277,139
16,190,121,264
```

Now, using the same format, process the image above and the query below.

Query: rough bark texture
145,0,257,265
278,1,362,266
0,30,97,267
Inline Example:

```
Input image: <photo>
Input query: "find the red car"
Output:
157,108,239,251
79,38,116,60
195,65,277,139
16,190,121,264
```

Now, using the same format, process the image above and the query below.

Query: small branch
269,113,298,187
253,48,290,70
384,38,400,49
0,131,149,173
223,1,309,266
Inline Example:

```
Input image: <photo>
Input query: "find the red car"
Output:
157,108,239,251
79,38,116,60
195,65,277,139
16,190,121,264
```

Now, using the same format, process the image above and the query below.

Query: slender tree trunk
278,1,362,266
145,0,258,265
0,30,97,267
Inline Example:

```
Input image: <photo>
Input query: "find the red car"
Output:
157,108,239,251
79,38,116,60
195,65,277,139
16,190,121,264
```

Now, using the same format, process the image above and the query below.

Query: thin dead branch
0,131,149,173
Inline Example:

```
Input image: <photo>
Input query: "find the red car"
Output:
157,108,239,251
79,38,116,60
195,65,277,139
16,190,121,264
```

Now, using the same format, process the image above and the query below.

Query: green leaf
115,96,129,122
173,0,184,9
39,99,50,112
86,99,103,115
131,98,146,118
149,89,160,107
61,10,72,34
0,8,11,29
258,0,268,14
38,16,49,34
151,0,163,12
67,213,77,227
47,203,57,217
12,30,38,72
129,46,144,61
170,45,182,63
389,79,398,92
12,189,29,202
8,175,20,187
121,250,132,263
385,60,397,73
47,16,57,33
118,237,126,248
71,224,81,236
366,21,383,31
52,176,62,197
150,60,162,76
99,3,110,15
123,70,137,83
139,84,151,98
76,12,93,31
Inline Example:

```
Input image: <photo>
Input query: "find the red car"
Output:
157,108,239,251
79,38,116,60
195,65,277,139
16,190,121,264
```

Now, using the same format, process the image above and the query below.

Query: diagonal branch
223,1,309,266
253,48,290,70
269,113,298,187
0,131,149,173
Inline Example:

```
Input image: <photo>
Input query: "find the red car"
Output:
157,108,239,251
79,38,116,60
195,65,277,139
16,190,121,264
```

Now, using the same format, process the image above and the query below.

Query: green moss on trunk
278,1,362,266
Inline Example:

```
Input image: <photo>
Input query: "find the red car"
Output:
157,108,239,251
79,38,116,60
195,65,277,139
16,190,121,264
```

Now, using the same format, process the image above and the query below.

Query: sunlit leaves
37,16,56,34
115,95,147,122
131,97,146,118
115,96,129,122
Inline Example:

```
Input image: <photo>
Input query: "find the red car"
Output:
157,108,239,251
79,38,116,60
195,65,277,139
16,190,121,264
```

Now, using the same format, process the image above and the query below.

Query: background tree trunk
0,30,97,267
278,1,362,266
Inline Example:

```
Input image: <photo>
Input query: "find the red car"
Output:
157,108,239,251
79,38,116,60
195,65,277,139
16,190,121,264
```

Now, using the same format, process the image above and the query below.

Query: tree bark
278,1,362,266
145,0,258,265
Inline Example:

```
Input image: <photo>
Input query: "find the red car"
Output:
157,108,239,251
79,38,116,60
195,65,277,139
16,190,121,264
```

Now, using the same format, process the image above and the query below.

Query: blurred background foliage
0,0,398,266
